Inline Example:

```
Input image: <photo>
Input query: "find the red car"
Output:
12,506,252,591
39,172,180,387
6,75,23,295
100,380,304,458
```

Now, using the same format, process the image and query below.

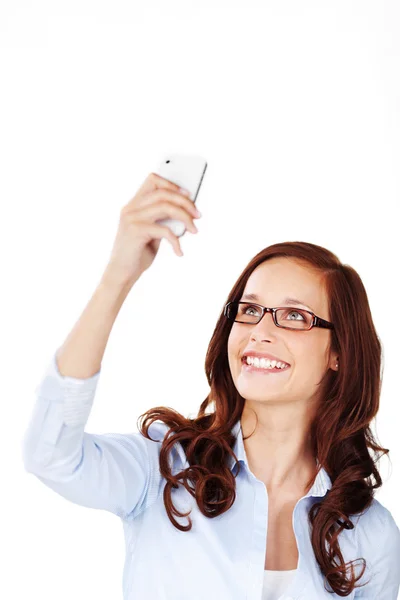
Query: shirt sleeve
21,349,155,521
355,502,400,599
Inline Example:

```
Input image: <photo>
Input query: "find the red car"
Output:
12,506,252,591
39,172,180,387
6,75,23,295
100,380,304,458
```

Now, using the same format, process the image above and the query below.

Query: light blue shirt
22,349,400,600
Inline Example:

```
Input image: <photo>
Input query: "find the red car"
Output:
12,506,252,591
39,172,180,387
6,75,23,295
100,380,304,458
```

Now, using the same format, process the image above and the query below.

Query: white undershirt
262,569,297,600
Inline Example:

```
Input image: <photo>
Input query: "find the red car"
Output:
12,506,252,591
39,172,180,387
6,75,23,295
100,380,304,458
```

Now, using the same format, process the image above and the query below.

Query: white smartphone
153,153,207,238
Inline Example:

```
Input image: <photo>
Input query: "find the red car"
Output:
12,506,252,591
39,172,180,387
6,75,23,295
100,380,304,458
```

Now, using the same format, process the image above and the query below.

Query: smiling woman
22,239,400,600
135,240,400,598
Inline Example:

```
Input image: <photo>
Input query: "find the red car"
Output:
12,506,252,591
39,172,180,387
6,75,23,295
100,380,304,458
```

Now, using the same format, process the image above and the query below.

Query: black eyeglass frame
223,301,335,331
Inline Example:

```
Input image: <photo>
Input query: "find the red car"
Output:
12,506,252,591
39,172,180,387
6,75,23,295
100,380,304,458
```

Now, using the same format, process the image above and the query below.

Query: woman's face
227,257,338,408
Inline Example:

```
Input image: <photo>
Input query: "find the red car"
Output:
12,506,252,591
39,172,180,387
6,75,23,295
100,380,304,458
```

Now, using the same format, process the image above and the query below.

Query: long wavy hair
137,241,389,596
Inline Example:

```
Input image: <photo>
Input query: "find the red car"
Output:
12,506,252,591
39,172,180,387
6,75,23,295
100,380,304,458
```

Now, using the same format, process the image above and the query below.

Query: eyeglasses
223,301,334,331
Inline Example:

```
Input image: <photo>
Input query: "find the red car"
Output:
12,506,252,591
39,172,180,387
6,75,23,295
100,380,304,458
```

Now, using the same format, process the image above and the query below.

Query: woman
22,173,400,600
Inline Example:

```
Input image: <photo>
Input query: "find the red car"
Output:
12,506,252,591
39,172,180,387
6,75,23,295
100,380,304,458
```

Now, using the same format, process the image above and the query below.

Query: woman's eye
287,310,305,320
245,305,258,315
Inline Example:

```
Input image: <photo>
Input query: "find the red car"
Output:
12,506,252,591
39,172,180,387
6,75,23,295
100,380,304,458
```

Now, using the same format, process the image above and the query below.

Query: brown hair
137,241,389,596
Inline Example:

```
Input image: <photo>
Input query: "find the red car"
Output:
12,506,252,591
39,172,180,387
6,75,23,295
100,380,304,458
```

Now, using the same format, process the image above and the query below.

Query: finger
138,201,199,234
150,189,200,220
124,173,196,216
136,172,185,200
147,222,184,257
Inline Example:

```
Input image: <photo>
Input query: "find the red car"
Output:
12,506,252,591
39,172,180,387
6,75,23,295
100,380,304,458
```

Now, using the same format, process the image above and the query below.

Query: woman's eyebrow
240,293,314,313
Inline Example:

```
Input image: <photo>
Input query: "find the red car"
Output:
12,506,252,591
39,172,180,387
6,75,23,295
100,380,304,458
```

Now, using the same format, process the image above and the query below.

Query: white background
1,1,399,598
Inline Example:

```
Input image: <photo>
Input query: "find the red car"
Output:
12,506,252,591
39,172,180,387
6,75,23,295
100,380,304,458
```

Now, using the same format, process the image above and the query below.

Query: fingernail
195,208,202,217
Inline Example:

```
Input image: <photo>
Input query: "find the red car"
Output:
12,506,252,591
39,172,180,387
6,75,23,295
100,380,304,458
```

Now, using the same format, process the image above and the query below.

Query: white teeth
244,356,289,370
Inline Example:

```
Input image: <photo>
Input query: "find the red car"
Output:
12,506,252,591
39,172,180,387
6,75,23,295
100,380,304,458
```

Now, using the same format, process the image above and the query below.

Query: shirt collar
228,419,332,498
